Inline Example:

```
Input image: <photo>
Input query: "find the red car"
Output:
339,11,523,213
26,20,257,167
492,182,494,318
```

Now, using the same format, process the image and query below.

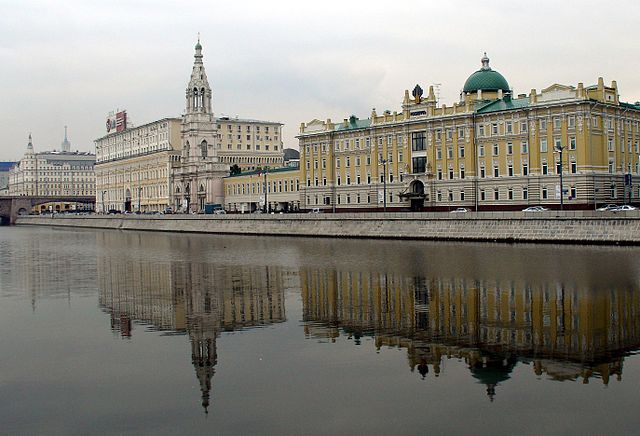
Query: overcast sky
2,0,639,160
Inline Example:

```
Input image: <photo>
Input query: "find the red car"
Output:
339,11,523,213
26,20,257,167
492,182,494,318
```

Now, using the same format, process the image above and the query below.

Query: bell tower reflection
301,268,640,400
97,233,286,414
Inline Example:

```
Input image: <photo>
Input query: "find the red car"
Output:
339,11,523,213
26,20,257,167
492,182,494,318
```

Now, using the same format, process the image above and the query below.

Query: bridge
0,196,95,225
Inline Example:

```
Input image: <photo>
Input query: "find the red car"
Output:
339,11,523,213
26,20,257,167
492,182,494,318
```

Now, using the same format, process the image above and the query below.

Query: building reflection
301,269,640,400
96,233,286,413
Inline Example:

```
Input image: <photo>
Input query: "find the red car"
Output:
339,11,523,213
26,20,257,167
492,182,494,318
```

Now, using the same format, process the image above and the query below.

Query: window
523,163,529,176
447,147,453,159
459,145,465,158
508,164,513,177
520,121,528,133
336,158,340,168
494,189,499,200
522,141,528,154
449,168,454,179
436,148,442,160
542,162,548,175
437,168,443,180
479,145,485,157
435,130,442,141
569,137,576,150
478,125,485,137
448,191,453,201
411,132,426,151
608,138,614,152
493,165,499,177
570,161,577,174
568,116,575,128
523,187,528,200
542,187,548,199
492,123,498,136
508,188,513,200
458,128,465,138
346,157,350,167
540,119,547,130
506,121,513,134
412,157,426,173
554,117,561,130
460,167,465,179
570,186,577,199
540,139,548,153
609,160,614,173
446,129,453,141
460,190,465,201
493,144,499,156
437,191,442,202
480,189,486,201
480,166,486,178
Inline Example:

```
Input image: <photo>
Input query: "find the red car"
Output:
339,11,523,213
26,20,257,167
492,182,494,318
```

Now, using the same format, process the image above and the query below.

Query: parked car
450,208,469,213
309,208,321,214
596,204,618,211
213,209,227,214
522,206,548,212
613,205,637,211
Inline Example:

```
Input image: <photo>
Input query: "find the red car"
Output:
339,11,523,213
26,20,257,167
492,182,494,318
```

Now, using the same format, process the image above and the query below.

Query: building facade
223,166,301,213
298,54,640,211
216,116,284,170
0,161,16,195
95,118,182,212
8,134,95,199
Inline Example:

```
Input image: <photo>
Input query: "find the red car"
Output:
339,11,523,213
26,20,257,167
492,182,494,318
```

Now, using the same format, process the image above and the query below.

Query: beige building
216,116,284,170
9,133,95,199
223,166,301,212
95,118,181,212
298,54,640,211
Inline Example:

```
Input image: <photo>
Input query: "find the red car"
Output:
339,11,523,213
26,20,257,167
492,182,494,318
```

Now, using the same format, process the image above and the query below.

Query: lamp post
263,167,269,213
381,158,388,212
554,145,565,211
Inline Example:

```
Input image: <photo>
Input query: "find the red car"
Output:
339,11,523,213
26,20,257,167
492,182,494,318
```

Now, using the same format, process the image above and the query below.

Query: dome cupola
463,53,510,94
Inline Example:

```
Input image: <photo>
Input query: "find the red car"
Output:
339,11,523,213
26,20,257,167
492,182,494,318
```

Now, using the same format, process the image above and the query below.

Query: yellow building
223,166,301,212
298,54,640,211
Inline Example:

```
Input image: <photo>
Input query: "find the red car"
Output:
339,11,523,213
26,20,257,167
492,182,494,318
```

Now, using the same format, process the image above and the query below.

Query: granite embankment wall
15,211,640,245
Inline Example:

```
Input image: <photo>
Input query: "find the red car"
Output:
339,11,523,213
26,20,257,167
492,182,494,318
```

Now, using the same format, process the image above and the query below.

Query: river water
1,226,639,435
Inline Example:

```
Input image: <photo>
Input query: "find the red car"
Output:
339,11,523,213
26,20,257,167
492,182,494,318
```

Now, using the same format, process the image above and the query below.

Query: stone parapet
15,211,640,245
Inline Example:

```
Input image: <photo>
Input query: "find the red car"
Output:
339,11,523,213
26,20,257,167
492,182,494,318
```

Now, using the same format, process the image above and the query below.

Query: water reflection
96,232,287,413
301,269,640,400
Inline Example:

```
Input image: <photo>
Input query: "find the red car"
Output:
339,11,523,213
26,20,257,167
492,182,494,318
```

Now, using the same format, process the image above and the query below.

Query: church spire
61,125,71,152
185,36,212,114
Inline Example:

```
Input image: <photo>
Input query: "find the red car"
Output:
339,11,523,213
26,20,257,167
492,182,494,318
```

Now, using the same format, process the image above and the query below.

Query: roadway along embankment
14,211,640,245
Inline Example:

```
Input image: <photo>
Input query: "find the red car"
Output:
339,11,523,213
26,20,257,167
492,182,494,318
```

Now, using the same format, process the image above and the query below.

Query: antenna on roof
432,83,442,103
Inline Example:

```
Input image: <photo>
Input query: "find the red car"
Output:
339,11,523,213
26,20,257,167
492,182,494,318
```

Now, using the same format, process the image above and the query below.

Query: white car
450,208,469,213
522,206,548,212
613,205,637,211
596,204,618,211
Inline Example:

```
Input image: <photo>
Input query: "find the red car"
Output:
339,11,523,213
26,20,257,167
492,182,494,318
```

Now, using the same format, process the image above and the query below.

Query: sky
1,0,640,161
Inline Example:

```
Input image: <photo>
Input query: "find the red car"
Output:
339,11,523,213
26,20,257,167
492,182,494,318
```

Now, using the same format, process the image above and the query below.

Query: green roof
475,96,529,114
335,115,371,131
463,69,510,93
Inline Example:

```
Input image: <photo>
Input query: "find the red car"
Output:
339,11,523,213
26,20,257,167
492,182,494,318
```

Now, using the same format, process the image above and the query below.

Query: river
1,226,639,434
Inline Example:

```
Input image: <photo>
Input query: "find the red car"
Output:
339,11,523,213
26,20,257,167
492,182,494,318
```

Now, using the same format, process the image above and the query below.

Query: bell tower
181,35,217,162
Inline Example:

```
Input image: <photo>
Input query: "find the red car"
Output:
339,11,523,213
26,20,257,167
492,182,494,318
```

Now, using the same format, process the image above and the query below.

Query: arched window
193,88,199,108
200,140,208,158
200,88,206,110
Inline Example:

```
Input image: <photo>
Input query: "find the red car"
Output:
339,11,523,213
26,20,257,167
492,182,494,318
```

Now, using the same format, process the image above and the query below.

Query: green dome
463,53,510,93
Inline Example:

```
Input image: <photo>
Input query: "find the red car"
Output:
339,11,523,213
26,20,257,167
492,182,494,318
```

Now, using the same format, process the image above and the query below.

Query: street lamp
554,145,566,211
381,158,388,212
